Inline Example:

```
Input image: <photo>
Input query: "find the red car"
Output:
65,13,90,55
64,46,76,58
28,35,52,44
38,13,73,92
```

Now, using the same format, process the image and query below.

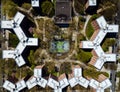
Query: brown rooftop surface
91,21,100,31
58,73,66,81
89,56,98,66
68,73,74,79
79,42,83,48
35,64,44,69
97,74,107,82
91,50,98,57
90,29,99,41
49,74,58,81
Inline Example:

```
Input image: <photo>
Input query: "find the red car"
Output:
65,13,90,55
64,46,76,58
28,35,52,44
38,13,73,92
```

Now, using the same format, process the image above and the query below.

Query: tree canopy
41,1,54,17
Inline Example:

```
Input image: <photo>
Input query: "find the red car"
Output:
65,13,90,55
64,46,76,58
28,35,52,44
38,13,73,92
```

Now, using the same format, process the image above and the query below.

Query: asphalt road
110,1,120,92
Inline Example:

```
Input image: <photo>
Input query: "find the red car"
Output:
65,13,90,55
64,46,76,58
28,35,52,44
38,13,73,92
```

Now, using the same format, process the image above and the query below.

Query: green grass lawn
57,41,64,53
86,21,94,39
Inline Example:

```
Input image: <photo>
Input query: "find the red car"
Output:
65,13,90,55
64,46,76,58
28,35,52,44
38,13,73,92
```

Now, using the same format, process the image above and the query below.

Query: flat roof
69,66,89,88
14,27,38,46
37,77,47,88
94,46,104,57
94,57,105,69
24,38,38,46
105,54,116,61
80,41,94,49
47,78,59,89
26,65,47,89
77,77,89,88
15,42,26,54
3,80,15,92
80,16,118,69
26,77,47,89
88,0,97,6
2,49,26,67
1,21,13,29
13,12,25,25
74,68,82,77
68,77,78,87
2,50,14,58
89,78,112,91
34,67,42,78
14,54,26,67
59,76,69,89
1,12,38,67
26,76,37,89
3,80,26,92
13,27,27,41
55,0,71,23
96,16,107,29
16,80,26,91
93,30,107,46
31,0,39,7
107,25,119,33
1,12,25,29
47,74,69,91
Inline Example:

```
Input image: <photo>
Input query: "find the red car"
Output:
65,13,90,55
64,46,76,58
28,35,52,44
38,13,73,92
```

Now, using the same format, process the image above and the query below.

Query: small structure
68,65,89,88
26,65,47,89
54,0,72,24
47,73,69,92
50,41,69,53
31,0,39,7
85,0,97,14
80,16,119,70
1,12,38,67
2,40,27,67
3,80,26,92
89,74,112,92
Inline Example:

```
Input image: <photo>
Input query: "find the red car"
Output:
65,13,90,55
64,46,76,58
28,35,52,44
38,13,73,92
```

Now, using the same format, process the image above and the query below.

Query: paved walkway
81,15,91,38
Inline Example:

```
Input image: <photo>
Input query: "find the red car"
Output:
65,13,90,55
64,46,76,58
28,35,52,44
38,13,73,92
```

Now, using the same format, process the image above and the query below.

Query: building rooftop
1,12,25,29
31,0,39,7
26,76,47,89
1,12,38,67
2,50,26,67
26,65,47,89
1,21,13,29
89,74,112,92
3,80,26,92
96,16,107,29
88,0,97,6
55,0,71,24
68,65,89,88
80,16,118,69
47,74,69,92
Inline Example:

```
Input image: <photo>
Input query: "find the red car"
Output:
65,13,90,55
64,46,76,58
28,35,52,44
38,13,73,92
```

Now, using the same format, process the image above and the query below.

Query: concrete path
81,15,91,40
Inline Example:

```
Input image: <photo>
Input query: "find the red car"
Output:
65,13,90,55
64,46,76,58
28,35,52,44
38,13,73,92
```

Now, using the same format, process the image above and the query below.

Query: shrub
76,49,92,63
9,33,19,48
21,3,31,10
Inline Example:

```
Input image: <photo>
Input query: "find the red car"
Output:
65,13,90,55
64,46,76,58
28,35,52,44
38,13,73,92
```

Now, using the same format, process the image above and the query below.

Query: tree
2,0,17,17
45,62,55,74
21,3,31,10
28,50,36,69
60,62,72,74
41,1,54,16
76,49,92,63
9,33,19,48
74,0,86,15
83,68,109,79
